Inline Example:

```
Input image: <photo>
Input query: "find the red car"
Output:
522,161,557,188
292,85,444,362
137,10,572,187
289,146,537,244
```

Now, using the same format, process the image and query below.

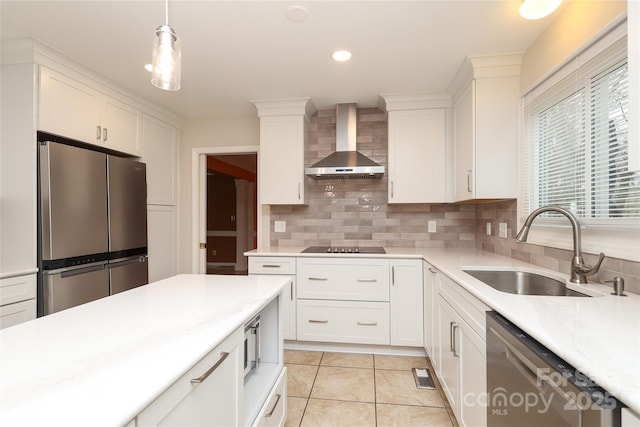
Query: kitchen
1,1,639,427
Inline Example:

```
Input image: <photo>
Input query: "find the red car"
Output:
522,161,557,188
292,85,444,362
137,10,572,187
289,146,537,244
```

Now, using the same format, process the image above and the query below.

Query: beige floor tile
285,397,307,427
376,404,453,427
310,366,375,402
285,350,323,365
375,369,445,407
374,354,429,370
286,364,319,398
320,352,374,369
301,399,375,427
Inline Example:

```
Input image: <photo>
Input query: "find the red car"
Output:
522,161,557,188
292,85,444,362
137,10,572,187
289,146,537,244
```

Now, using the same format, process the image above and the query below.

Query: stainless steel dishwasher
486,311,621,427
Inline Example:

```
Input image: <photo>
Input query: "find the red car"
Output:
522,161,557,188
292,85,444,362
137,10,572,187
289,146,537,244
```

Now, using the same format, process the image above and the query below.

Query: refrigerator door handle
60,264,106,278
109,256,147,269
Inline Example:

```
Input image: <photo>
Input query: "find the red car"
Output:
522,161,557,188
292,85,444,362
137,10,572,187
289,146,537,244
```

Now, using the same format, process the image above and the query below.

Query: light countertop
246,246,640,413
0,274,290,427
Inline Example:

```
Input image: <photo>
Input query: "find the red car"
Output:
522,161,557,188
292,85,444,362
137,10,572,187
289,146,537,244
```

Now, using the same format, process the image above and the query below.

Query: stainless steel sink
463,269,591,297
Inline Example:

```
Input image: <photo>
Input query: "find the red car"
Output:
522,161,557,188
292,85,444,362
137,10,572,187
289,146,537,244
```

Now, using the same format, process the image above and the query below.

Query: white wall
520,0,627,92
178,114,259,273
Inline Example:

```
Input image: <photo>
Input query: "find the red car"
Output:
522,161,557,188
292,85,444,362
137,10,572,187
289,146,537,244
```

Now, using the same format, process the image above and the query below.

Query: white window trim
518,16,640,262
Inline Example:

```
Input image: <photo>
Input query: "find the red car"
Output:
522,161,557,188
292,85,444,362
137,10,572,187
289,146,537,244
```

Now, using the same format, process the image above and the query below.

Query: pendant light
519,0,562,20
151,0,181,91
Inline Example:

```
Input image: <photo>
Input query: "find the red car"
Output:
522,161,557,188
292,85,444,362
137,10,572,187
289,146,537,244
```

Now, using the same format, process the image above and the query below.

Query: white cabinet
0,298,37,330
435,273,489,427
39,66,142,155
252,367,287,427
252,98,315,205
142,115,178,205
389,259,423,347
386,108,447,203
448,55,521,201
622,407,640,427
423,262,438,364
137,327,244,427
248,256,296,341
147,206,177,283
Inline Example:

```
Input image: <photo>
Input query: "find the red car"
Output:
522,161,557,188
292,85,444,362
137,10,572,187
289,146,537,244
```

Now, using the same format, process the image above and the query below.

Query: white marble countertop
246,246,640,413
0,274,290,427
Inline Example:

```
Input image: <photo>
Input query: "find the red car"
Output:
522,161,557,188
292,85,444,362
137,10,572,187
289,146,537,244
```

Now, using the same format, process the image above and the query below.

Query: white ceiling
1,1,558,118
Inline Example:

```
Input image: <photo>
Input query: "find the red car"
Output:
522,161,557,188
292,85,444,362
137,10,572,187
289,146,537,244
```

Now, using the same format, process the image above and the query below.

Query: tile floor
284,350,459,427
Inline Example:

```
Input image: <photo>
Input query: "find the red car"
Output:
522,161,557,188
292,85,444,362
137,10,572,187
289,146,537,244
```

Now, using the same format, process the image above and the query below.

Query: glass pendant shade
519,0,562,20
151,24,181,91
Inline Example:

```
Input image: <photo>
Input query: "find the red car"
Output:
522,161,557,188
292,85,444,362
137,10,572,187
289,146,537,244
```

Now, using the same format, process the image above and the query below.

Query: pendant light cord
165,0,169,26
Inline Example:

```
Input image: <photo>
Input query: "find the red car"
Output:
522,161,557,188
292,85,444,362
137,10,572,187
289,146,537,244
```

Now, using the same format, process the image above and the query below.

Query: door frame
191,146,259,274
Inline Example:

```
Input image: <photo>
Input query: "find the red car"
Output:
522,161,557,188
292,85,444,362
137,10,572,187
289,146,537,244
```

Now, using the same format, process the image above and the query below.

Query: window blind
522,36,639,223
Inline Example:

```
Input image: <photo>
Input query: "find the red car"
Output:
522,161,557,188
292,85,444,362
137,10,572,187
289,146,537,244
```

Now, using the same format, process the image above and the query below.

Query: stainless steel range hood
305,103,385,179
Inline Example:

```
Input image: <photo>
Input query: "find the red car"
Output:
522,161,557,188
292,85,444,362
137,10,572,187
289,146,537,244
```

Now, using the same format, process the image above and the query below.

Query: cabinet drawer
438,273,490,339
0,274,36,307
137,327,243,426
249,257,296,275
297,258,389,301
0,299,37,330
297,300,390,345
252,367,287,427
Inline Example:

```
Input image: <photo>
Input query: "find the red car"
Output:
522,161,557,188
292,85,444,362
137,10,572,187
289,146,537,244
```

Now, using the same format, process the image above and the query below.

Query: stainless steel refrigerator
38,136,148,316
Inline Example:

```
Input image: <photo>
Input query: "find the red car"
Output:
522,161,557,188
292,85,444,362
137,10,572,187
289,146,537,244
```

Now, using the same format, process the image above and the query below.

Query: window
522,35,640,225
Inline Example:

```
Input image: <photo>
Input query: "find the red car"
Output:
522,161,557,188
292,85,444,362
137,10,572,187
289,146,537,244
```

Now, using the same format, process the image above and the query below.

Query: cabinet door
259,116,305,205
142,115,178,205
137,328,243,427
147,205,177,282
436,296,460,412
453,81,475,201
390,259,424,347
100,96,142,156
282,277,296,340
459,323,486,427
39,66,101,144
0,299,37,330
423,263,438,363
388,109,446,203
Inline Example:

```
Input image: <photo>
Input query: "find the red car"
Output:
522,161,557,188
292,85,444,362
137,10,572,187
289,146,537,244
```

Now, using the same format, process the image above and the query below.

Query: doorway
205,154,257,275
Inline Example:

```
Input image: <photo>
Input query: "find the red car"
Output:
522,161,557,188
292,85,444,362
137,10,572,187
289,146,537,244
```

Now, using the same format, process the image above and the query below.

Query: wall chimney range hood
305,103,385,179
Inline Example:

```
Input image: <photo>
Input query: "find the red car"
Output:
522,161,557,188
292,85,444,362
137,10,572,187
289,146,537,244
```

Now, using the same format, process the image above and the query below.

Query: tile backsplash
269,107,640,294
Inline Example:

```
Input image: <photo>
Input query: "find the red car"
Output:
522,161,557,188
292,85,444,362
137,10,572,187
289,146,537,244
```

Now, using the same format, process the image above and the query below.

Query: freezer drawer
109,256,148,294
42,264,110,315
107,155,147,253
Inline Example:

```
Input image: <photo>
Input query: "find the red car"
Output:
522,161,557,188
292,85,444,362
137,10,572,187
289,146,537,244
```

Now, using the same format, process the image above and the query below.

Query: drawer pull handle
357,278,377,283
265,393,282,418
428,268,437,274
191,351,230,384
357,321,378,326
309,319,328,324
262,264,282,268
308,277,328,281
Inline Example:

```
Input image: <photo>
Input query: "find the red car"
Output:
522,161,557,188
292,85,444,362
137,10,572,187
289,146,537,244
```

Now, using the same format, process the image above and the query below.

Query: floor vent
412,367,436,390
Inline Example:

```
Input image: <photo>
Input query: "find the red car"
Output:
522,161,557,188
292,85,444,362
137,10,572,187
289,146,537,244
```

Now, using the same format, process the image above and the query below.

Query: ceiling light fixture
519,0,562,20
332,50,352,62
151,0,181,91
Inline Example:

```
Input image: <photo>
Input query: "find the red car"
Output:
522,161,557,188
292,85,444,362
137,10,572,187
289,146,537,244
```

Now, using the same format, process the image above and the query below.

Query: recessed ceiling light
144,64,153,72
286,5,309,23
332,50,352,62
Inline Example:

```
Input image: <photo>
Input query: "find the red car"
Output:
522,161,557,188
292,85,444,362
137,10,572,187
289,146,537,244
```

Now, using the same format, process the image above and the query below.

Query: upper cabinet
252,98,315,205
383,94,450,203
448,54,521,202
39,66,142,156
141,114,178,205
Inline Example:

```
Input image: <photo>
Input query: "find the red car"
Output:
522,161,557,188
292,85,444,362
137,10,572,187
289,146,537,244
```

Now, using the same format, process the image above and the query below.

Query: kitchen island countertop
0,274,290,427
246,246,640,413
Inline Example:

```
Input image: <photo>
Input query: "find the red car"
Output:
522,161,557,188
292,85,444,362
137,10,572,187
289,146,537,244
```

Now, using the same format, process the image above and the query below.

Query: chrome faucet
515,206,605,284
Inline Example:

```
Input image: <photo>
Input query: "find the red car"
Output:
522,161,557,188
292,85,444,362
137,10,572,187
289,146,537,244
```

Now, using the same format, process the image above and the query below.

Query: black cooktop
301,246,386,254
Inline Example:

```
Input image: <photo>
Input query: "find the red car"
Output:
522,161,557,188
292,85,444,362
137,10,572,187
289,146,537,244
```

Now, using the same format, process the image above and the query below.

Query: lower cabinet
0,273,37,330
137,327,244,427
252,367,287,427
436,273,489,427
390,259,423,347
423,262,439,366
248,257,296,340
